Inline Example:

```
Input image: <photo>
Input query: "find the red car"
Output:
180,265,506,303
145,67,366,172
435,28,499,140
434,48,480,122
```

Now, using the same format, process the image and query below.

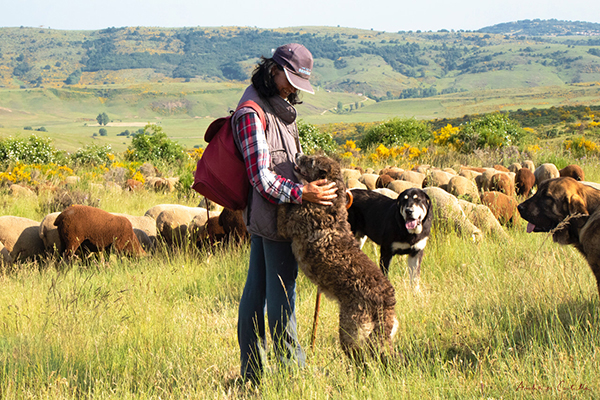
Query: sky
2,0,600,33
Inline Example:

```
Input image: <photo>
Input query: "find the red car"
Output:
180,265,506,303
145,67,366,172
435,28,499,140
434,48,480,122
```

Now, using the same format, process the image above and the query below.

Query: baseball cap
272,43,315,94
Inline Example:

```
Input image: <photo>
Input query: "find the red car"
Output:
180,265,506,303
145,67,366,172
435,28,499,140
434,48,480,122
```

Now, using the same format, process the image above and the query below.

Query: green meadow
0,148,599,399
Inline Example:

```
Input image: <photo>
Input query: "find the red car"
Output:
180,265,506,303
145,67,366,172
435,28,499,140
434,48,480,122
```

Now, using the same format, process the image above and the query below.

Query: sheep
522,160,535,172
489,173,515,196
422,187,483,241
399,170,426,186
508,162,522,173
372,187,399,199
341,168,362,183
10,184,36,197
447,175,479,202
458,199,509,240
375,174,394,189
515,167,535,197
358,173,379,190
480,191,520,226
0,216,45,263
346,178,367,190
112,214,158,251
0,240,12,265
155,206,218,246
387,180,419,195
379,167,404,180
39,212,63,254
54,205,145,258
559,164,585,181
534,163,559,187
422,169,454,190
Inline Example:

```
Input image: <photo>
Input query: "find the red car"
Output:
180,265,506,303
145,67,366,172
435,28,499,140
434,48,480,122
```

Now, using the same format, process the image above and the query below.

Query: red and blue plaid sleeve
236,112,303,205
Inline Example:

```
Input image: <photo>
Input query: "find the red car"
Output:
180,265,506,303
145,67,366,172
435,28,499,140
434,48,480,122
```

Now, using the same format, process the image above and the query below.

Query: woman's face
272,67,297,99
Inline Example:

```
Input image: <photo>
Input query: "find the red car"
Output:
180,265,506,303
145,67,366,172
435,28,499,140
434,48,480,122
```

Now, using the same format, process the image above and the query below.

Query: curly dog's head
294,154,348,210
294,154,341,183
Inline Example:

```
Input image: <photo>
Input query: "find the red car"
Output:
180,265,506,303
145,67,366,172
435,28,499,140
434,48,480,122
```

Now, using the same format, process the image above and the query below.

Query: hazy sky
2,0,600,32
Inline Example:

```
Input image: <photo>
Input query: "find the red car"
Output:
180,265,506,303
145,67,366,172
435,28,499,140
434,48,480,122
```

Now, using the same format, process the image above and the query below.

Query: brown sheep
375,174,394,189
480,191,520,226
559,164,584,181
54,205,145,258
493,164,510,172
0,216,45,263
489,173,515,196
219,209,248,243
126,179,144,191
515,168,535,197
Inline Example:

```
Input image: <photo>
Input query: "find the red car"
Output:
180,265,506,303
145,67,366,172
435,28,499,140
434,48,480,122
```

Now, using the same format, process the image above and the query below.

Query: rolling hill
1,20,600,151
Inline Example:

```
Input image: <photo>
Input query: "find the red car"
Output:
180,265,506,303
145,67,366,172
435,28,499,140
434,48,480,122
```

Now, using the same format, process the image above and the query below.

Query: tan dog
278,154,399,361
517,177,600,298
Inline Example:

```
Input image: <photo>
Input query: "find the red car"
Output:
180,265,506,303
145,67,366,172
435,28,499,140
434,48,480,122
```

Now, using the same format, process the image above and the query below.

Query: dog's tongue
526,222,535,233
406,219,419,230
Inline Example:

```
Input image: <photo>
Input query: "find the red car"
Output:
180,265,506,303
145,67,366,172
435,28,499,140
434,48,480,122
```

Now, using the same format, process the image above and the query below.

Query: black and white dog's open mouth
405,218,421,231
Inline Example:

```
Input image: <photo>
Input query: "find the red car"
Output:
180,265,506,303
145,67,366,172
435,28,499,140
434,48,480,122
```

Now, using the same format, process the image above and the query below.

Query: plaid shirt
236,112,303,205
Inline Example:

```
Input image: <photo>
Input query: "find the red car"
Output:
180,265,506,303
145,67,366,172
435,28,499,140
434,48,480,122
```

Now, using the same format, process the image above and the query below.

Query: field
0,149,599,399
2,83,600,154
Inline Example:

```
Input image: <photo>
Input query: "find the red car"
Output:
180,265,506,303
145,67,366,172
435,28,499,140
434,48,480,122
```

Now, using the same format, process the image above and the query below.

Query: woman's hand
302,179,338,205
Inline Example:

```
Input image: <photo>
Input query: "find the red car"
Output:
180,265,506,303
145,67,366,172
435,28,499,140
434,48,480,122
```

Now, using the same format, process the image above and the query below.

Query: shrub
451,113,525,153
359,117,432,149
99,128,108,136
298,121,337,155
0,135,59,165
125,124,186,164
71,144,114,166
563,136,599,158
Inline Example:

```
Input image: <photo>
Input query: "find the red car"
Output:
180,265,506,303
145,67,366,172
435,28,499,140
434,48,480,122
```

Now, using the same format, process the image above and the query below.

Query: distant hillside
479,19,600,37
1,21,600,99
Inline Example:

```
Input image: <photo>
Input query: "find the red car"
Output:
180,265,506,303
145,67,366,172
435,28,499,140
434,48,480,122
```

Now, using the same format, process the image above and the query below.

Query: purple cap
272,43,314,94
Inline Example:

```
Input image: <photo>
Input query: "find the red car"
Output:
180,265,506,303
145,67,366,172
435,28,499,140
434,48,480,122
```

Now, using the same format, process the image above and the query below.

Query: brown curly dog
278,154,399,362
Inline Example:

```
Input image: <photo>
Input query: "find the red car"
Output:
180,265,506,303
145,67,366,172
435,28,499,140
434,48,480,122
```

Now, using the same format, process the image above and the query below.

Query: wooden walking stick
310,190,354,350
310,288,322,350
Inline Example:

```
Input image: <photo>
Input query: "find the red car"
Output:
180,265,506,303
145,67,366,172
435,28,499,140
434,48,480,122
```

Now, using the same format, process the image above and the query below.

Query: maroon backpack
192,101,266,210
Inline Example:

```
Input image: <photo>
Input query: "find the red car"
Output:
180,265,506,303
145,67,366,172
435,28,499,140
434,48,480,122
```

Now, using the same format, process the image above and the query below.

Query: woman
233,43,337,384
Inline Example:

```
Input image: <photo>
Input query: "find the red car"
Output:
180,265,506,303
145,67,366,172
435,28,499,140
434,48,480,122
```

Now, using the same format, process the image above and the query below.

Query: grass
0,172,599,398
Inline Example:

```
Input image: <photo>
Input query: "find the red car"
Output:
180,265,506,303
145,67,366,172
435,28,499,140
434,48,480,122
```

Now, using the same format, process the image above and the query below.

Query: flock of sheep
0,202,225,265
0,158,590,267
342,160,589,241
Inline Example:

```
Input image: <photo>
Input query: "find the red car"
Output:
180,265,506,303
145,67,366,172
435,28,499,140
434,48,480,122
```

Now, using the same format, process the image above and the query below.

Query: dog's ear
568,194,588,215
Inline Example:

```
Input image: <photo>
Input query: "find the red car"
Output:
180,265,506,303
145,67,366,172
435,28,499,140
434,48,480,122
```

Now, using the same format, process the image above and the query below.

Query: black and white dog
347,188,432,291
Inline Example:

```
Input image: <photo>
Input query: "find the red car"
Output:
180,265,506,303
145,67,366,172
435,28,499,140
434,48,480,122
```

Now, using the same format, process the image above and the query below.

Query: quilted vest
232,85,302,241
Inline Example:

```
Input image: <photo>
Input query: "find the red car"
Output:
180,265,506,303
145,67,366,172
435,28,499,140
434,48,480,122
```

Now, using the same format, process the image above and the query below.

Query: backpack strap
236,100,267,132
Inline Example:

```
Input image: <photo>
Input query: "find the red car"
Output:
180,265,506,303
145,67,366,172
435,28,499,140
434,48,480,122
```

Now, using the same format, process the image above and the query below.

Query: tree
96,112,109,126
99,128,108,136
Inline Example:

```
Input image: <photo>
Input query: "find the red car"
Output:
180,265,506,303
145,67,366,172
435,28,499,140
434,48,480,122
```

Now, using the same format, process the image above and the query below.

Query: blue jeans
238,235,306,382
